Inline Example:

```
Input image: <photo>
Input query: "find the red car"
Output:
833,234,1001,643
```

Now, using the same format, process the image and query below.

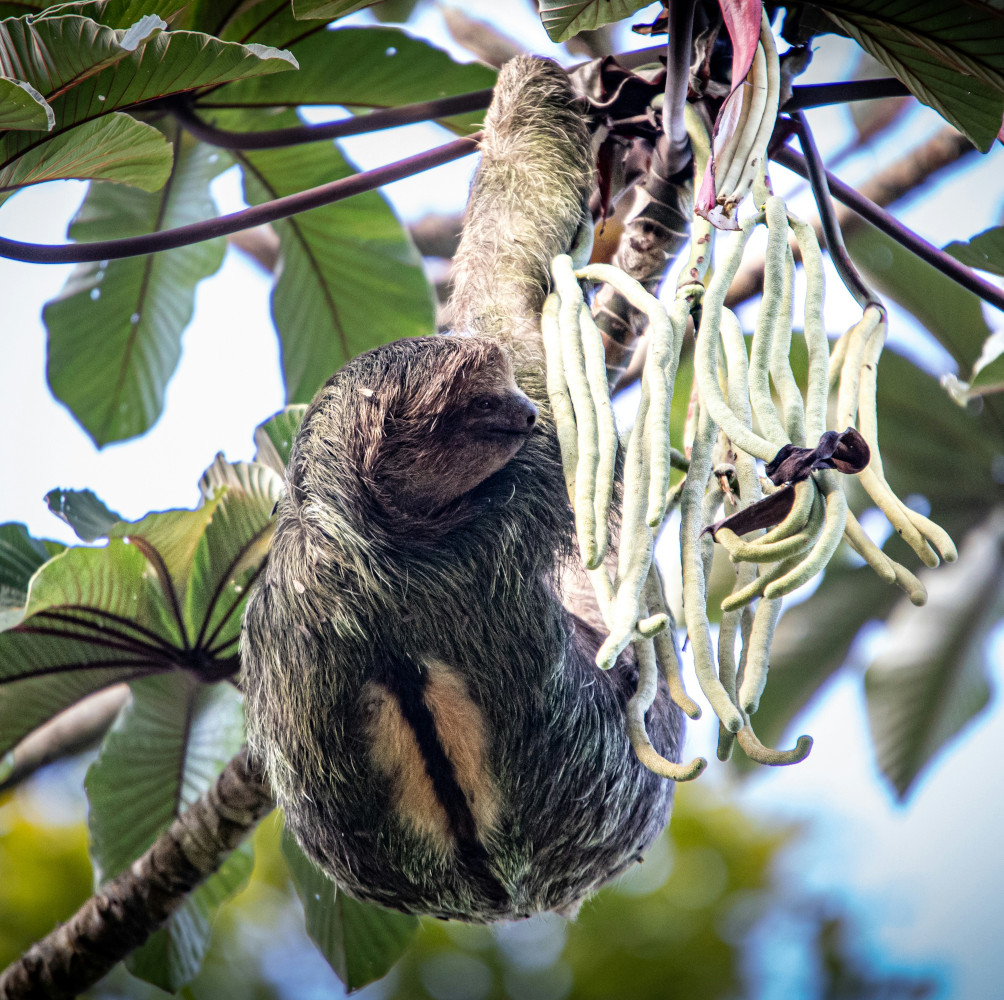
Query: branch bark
0,749,274,1000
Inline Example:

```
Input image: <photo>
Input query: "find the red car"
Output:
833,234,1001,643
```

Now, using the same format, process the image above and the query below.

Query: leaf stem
781,78,909,111
0,135,481,264
772,143,1004,314
176,89,494,149
790,111,881,312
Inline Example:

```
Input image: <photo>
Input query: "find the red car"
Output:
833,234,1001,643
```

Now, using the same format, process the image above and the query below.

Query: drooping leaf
0,113,173,207
200,27,496,134
0,15,297,178
44,128,227,447
0,541,172,755
45,488,123,542
537,0,654,43
187,458,281,653
292,0,373,18
812,0,1004,150
185,0,327,48
86,672,247,990
865,510,1004,798
228,109,434,403
63,0,192,29
0,77,53,130
253,406,307,475
970,330,1004,392
0,523,64,629
282,829,419,990
945,225,1004,277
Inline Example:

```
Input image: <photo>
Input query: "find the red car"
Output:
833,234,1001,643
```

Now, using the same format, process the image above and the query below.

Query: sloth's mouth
480,427,533,439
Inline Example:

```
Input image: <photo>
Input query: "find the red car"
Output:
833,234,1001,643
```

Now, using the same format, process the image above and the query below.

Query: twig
772,142,1004,314
781,78,909,111
0,749,273,1000
791,111,881,312
173,89,494,149
0,134,481,264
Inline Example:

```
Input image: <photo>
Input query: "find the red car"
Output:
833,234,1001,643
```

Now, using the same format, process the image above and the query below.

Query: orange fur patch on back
360,681,451,850
422,659,500,836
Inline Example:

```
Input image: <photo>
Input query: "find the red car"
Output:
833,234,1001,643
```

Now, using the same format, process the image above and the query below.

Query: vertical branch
663,0,697,174
791,112,881,312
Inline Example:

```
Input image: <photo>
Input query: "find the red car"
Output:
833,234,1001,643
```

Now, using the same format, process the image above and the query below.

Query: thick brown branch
0,687,128,794
0,749,274,1000
726,126,975,307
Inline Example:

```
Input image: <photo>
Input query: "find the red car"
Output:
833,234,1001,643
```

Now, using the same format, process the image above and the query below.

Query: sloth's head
290,336,538,519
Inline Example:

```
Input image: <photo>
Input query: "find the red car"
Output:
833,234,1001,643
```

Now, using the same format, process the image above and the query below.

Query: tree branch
0,749,274,1000
772,143,1004,314
174,89,494,150
0,687,128,794
781,78,909,111
0,134,481,264
662,0,696,175
726,126,976,307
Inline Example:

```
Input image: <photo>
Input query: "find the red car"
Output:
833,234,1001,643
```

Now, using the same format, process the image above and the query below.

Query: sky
1,3,1003,998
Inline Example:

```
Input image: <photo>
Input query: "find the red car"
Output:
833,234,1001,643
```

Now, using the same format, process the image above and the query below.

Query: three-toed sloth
242,55,683,922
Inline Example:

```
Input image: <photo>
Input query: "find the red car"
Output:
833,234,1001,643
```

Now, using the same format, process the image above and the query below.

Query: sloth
241,55,683,922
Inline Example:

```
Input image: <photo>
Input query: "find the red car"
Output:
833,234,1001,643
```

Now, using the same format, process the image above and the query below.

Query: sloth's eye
473,396,498,411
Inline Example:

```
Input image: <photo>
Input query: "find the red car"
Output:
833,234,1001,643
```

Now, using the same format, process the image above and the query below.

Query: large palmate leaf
811,0,1004,150
537,0,653,42
0,14,297,175
0,77,53,130
0,523,64,629
229,109,434,403
865,511,1004,799
200,27,496,133
0,541,171,755
86,672,248,990
44,128,227,447
0,114,173,207
189,457,281,654
282,829,419,990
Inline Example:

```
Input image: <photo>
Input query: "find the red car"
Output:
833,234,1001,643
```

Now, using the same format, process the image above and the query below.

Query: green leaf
253,406,307,475
0,541,170,755
865,510,1004,798
201,26,496,134
537,0,653,42
186,458,281,652
0,15,297,182
813,1,1004,150
85,672,245,882
44,128,227,447
127,843,254,991
229,109,434,403
86,672,247,990
292,0,373,19
0,77,53,130
945,225,1004,277
282,828,419,989
0,523,63,630
45,488,122,542
0,113,173,206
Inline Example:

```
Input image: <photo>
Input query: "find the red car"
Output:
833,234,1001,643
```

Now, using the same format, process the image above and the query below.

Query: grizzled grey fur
241,56,683,922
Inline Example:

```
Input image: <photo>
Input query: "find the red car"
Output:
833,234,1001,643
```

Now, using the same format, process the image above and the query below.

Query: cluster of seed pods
542,189,956,777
